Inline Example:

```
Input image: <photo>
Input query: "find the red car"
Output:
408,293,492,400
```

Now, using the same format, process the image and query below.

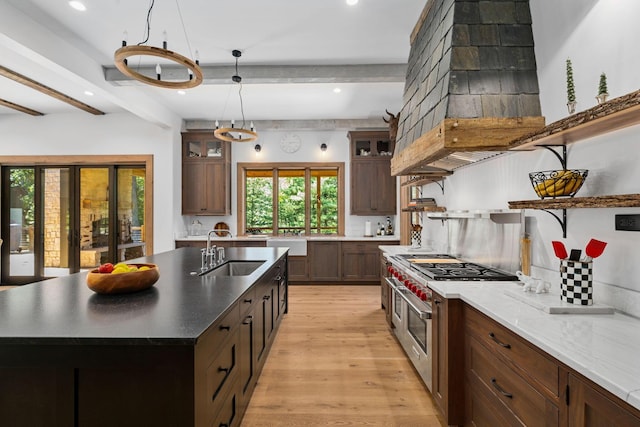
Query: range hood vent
391,0,545,176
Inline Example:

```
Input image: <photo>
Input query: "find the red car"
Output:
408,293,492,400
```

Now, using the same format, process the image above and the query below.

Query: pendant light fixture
114,0,203,89
214,50,258,143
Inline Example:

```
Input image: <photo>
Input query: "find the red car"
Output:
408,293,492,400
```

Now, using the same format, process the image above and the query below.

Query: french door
1,164,146,285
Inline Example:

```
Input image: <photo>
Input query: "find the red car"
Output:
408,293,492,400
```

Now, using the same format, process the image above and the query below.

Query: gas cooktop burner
392,254,518,281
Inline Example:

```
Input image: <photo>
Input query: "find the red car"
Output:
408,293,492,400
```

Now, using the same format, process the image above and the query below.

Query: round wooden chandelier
113,0,203,90
213,50,258,143
114,45,203,89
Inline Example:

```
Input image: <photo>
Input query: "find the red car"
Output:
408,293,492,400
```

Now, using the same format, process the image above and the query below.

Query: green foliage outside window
245,167,339,235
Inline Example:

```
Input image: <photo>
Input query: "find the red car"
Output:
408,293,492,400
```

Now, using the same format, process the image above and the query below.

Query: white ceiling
0,0,426,127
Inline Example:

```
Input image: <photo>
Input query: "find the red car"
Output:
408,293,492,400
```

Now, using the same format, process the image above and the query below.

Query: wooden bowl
86,263,159,295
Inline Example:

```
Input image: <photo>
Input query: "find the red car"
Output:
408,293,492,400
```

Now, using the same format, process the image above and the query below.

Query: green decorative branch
598,72,608,95
566,59,576,103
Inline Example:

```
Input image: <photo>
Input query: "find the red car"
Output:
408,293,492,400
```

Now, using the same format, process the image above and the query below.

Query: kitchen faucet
205,230,219,269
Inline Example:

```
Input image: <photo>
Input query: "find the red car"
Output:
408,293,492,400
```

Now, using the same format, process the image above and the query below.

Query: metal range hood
391,0,545,176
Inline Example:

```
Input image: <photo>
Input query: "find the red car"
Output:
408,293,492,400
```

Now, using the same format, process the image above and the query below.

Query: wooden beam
0,65,104,115
105,63,407,86
0,98,43,116
391,117,545,176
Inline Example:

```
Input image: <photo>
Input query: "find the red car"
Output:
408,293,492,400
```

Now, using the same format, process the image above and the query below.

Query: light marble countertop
380,245,640,411
177,235,401,242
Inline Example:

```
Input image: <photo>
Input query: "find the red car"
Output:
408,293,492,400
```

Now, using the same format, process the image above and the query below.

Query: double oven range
385,254,518,391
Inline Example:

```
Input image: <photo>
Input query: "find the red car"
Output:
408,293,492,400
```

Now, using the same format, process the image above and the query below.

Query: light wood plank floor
241,285,445,427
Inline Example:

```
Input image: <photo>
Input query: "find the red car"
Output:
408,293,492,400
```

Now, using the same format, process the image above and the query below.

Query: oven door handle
401,292,432,320
386,277,432,320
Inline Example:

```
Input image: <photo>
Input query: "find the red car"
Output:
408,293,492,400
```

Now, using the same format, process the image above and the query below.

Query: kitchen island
0,247,288,427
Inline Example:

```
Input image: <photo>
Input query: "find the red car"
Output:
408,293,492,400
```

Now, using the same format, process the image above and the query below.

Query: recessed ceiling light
84,90,94,96
68,1,87,11
346,0,359,5
177,90,186,95
333,87,342,93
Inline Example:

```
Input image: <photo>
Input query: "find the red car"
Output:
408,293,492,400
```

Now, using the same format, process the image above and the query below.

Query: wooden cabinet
568,373,640,427
430,288,464,426
348,131,396,215
287,255,308,282
463,304,563,427
341,241,380,282
308,241,341,281
182,132,231,215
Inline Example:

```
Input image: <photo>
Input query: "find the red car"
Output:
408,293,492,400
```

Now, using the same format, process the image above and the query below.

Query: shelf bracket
540,208,567,238
537,144,567,170
434,179,445,195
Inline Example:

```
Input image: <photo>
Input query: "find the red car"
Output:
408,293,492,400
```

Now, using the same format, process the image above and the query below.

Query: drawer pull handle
491,378,513,399
219,325,231,331
263,295,271,301
244,298,252,304
489,332,511,349
242,315,253,325
218,367,229,373
274,275,282,281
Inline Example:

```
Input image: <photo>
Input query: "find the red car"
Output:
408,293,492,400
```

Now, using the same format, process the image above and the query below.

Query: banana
534,170,582,197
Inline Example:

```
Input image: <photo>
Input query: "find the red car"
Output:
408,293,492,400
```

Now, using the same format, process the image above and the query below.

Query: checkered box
560,260,593,305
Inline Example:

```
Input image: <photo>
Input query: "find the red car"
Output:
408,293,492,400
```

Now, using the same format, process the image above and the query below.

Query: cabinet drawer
239,288,256,317
209,304,240,348
212,378,241,427
465,306,559,396
208,330,239,416
466,335,559,427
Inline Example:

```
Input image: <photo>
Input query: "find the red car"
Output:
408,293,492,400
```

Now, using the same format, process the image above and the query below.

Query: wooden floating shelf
402,206,446,213
401,173,452,187
510,89,640,150
508,194,640,210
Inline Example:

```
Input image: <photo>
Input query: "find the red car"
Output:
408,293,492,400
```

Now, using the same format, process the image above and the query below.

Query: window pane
8,168,35,276
277,170,305,235
310,170,338,235
80,168,110,268
117,168,146,262
246,172,273,234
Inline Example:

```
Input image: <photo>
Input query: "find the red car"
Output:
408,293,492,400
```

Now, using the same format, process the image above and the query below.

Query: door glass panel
117,167,146,262
80,168,110,269
43,168,72,277
205,140,222,158
8,168,35,277
277,170,305,236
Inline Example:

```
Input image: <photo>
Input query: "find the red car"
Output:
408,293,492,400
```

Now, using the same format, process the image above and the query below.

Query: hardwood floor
242,285,445,427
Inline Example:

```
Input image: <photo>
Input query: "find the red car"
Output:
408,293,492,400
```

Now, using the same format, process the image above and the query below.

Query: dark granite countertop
0,247,288,346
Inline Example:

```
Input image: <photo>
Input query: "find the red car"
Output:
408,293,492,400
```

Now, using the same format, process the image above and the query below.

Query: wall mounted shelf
509,89,640,151
508,194,640,237
402,206,446,213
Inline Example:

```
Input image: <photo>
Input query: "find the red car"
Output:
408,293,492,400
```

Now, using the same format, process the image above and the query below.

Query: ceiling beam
0,65,104,115
0,98,43,116
184,118,388,131
105,63,407,85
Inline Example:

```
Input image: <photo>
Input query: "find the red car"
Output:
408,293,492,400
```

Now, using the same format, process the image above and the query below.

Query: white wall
419,0,640,315
0,112,181,252
180,129,397,238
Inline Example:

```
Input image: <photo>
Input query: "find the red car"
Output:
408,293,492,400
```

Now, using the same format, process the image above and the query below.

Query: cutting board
504,288,614,314
409,258,462,264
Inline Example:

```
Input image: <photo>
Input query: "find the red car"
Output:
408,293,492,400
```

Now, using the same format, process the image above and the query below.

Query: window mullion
272,168,278,236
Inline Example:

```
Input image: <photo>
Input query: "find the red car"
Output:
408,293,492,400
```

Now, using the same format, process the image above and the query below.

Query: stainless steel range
385,253,519,392
393,254,519,281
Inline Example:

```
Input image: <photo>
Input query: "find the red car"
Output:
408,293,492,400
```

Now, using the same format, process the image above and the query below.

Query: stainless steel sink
201,260,265,276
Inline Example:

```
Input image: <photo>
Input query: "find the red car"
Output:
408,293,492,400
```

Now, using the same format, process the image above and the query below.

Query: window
240,163,344,236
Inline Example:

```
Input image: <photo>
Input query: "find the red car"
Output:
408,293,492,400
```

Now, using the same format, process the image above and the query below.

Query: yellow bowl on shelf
529,169,588,199
86,263,159,295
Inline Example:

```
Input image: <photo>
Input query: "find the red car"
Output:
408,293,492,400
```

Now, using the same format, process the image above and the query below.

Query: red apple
98,263,114,273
